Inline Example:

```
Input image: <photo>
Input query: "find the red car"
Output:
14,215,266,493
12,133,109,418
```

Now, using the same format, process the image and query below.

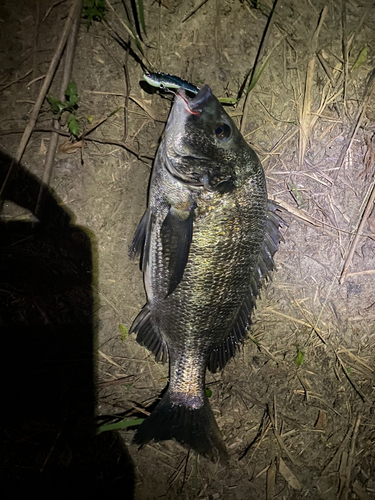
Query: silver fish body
130,85,283,460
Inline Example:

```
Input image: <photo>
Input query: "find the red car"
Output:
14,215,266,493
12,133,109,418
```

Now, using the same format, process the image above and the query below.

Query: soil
0,0,374,499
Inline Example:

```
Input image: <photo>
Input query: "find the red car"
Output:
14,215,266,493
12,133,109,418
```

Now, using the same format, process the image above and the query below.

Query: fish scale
129,84,284,461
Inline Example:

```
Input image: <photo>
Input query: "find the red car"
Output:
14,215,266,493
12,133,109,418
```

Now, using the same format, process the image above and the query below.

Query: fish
129,84,283,461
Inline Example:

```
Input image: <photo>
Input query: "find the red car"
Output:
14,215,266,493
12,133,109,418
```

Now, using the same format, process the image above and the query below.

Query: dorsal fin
207,202,285,373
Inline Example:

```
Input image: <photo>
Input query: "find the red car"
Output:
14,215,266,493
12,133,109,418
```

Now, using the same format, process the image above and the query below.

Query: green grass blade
137,0,147,36
295,349,304,366
97,417,144,434
351,46,369,72
218,97,239,104
247,51,272,93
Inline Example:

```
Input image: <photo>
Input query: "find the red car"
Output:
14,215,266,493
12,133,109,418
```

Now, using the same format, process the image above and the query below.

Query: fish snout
177,84,212,116
189,84,212,109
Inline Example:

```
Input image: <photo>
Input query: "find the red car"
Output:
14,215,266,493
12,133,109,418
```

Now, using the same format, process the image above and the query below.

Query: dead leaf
39,138,47,155
129,96,166,122
58,140,84,154
314,409,327,430
279,457,301,490
267,459,277,500
352,479,371,500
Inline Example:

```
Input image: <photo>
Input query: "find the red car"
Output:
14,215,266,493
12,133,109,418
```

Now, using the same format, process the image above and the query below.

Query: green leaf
83,0,107,29
65,81,78,107
289,181,303,206
248,334,260,347
351,46,369,72
67,114,80,137
247,51,272,93
47,95,65,115
127,22,145,56
295,349,304,366
119,324,129,341
97,417,144,434
137,0,147,37
218,97,239,104
205,387,212,398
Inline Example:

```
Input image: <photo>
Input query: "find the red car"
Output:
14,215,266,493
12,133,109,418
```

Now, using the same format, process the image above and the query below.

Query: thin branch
298,6,328,167
35,0,83,220
240,0,280,135
342,0,348,107
0,0,81,202
182,0,209,24
0,126,154,162
333,67,375,181
340,179,375,283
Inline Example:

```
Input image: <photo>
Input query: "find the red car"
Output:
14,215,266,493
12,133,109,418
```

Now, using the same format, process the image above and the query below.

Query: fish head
164,84,260,193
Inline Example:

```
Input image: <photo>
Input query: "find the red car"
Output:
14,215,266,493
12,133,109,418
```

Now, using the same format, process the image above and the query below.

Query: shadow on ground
0,151,135,497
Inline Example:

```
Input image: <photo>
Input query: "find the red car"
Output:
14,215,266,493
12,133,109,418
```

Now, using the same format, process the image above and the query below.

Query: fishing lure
143,72,199,95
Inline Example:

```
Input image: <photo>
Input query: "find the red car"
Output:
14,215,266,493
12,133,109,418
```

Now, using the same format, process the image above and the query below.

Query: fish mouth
176,85,212,115
164,84,216,189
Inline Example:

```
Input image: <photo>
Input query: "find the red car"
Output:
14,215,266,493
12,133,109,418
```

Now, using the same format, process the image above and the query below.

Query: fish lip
177,85,212,115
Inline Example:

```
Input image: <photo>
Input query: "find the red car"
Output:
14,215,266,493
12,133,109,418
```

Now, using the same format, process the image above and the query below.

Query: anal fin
130,305,168,363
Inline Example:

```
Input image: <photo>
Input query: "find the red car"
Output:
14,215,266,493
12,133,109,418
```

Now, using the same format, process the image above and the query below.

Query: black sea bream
130,84,283,460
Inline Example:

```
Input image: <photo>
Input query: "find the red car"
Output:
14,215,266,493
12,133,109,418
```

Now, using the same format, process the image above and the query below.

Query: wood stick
298,6,328,167
240,0,280,135
182,0,209,23
0,126,154,162
123,36,131,142
333,67,375,181
341,416,361,500
35,0,83,220
342,0,348,106
0,0,81,202
340,179,375,283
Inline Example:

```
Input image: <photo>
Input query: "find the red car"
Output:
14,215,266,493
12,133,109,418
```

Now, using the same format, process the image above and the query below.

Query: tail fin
133,389,228,462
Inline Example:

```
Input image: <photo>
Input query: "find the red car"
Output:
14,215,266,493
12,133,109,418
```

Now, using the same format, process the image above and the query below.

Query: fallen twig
0,126,154,162
340,178,375,283
340,416,361,500
335,353,365,402
321,420,355,475
298,6,328,167
268,406,301,466
0,69,33,93
35,0,83,221
182,0,209,23
333,67,375,181
341,0,348,106
240,0,280,135
123,36,131,141
0,0,81,202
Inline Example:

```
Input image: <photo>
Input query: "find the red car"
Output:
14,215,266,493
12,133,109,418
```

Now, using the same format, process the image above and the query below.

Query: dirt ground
0,0,375,498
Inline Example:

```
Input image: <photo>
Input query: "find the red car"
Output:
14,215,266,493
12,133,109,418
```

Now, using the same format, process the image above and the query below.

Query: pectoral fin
161,205,195,296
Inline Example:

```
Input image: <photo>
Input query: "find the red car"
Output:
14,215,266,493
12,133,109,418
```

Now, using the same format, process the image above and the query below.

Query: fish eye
215,123,231,141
